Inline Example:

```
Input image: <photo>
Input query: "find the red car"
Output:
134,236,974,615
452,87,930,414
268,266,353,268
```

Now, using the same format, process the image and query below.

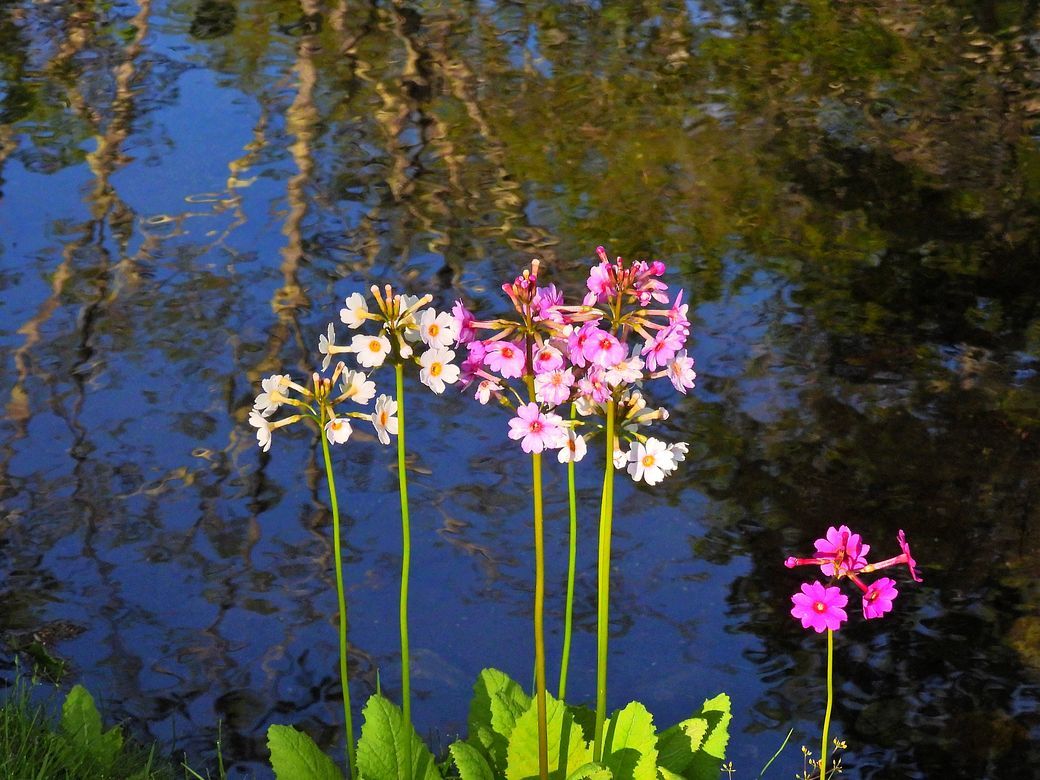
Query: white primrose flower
604,352,644,387
319,323,353,371
324,417,353,444
627,437,677,486
418,347,460,394
418,308,458,349
613,445,628,469
339,292,369,329
669,442,689,465
253,373,291,416
475,378,502,405
249,409,273,452
371,394,399,445
349,334,391,368
558,429,588,464
339,369,376,405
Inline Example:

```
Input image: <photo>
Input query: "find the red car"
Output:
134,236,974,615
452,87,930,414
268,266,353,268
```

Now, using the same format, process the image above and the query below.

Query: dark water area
2,1,1040,777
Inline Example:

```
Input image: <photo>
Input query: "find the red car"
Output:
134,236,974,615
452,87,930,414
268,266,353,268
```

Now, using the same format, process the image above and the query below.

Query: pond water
2,1,1040,777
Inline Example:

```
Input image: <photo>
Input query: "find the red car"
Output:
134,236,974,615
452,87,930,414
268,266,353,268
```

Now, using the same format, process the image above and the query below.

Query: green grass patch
0,675,222,779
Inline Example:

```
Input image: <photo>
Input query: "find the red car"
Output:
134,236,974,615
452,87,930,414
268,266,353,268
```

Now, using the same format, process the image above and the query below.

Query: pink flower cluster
451,250,696,479
786,526,922,632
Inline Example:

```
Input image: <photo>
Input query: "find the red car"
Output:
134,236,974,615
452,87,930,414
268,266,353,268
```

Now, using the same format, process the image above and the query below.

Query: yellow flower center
430,363,442,377
641,454,655,468
368,340,382,352
428,323,440,337
379,411,388,426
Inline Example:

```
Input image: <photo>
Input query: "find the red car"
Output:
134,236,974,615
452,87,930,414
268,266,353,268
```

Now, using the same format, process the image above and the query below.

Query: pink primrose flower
452,300,476,344
861,577,898,620
642,323,686,371
567,323,598,368
577,367,611,404
862,529,922,582
532,343,565,374
582,329,626,368
485,341,526,379
587,260,613,302
790,581,848,633
460,341,487,383
814,525,870,577
532,284,565,324
534,368,575,406
508,402,566,454
666,351,697,394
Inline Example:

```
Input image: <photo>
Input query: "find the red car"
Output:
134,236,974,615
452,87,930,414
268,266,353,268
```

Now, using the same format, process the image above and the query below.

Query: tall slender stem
820,629,834,780
524,375,549,780
318,407,356,779
593,400,616,761
395,363,413,779
558,404,578,701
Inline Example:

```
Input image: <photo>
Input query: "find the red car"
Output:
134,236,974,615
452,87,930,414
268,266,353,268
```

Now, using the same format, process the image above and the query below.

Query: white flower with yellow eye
418,348,460,394
339,293,369,329
339,370,376,405
418,308,458,349
324,417,353,445
627,438,676,485
349,334,391,368
371,394,399,445
249,410,273,452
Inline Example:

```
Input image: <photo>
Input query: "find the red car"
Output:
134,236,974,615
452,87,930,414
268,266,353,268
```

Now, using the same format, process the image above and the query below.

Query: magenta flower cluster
451,248,696,483
786,526,922,632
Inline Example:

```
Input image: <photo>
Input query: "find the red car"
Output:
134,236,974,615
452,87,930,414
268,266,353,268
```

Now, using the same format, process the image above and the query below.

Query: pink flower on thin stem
532,343,565,374
860,577,898,620
485,341,526,379
814,525,869,577
452,300,476,344
582,328,626,368
587,260,613,301
642,323,686,371
508,402,566,454
666,351,696,394
534,368,575,406
784,524,869,578
861,529,922,582
791,581,848,633
460,341,487,383
567,323,598,368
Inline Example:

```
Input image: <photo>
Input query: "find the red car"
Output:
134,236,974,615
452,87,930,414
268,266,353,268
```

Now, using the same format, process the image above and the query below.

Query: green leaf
467,668,532,772
450,740,496,780
686,694,730,779
266,725,343,780
601,702,657,780
567,762,613,780
655,694,731,780
506,691,593,780
357,694,442,780
567,704,596,744
61,684,122,770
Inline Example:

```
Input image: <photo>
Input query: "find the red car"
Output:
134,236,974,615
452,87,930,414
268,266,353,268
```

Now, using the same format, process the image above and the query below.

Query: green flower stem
395,363,413,779
524,375,549,780
318,406,356,779
593,400,616,761
821,629,834,780
558,404,578,701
